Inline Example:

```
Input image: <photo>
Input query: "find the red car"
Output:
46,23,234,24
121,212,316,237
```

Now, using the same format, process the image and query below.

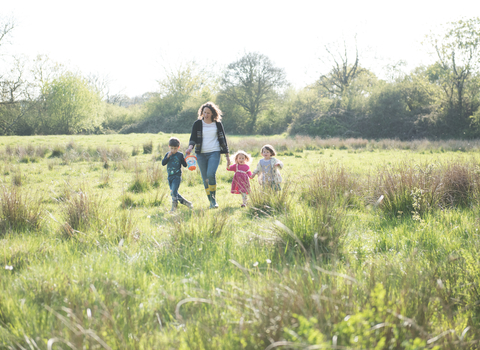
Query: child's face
261,148,272,159
169,146,179,154
237,154,246,164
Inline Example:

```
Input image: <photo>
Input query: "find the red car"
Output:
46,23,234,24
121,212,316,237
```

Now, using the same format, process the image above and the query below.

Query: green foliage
102,103,143,131
220,52,287,133
131,61,217,134
425,18,480,135
42,72,104,134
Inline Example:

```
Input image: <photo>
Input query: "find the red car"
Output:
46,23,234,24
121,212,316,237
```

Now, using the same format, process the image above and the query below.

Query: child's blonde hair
232,150,252,165
261,144,276,156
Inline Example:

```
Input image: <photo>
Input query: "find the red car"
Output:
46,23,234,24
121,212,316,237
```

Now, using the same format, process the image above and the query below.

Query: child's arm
245,164,253,178
226,164,236,171
161,152,170,166
273,158,283,169
181,153,187,167
251,162,260,178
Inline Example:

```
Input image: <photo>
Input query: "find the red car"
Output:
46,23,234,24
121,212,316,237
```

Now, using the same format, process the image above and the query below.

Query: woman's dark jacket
188,120,229,154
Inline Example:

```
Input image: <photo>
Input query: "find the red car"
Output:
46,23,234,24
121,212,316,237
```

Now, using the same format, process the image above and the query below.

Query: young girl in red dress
226,150,253,207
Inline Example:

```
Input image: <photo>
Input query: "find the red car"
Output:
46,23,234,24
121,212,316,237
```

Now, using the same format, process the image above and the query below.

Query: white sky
2,0,479,97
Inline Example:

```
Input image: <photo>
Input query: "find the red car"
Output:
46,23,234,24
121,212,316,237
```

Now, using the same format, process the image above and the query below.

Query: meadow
1,134,480,350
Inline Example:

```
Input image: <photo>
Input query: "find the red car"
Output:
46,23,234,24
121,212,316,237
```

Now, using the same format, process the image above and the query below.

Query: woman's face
202,107,213,122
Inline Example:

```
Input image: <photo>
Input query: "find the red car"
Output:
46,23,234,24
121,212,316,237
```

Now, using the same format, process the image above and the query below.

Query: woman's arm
216,122,229,154
186,120,200,155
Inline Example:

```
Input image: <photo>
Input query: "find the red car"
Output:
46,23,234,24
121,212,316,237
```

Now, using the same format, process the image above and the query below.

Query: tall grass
0,185,43,233
300,162,361,207
61,188,101,237
249,181,293,215
2,135,480,349
371,160,480,218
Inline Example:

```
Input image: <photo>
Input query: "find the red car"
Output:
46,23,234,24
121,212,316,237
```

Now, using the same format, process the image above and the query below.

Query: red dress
227,164,252,194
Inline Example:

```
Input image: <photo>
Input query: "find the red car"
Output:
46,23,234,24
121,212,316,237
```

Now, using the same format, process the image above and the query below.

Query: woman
186,102,230,208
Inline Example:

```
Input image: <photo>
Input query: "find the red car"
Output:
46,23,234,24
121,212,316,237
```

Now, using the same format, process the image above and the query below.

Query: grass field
1,134,480,349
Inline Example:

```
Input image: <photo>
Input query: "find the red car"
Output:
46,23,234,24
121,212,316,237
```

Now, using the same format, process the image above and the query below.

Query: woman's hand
226,155,231,167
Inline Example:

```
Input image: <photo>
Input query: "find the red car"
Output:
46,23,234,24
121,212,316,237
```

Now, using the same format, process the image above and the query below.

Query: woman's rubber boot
209,191,218,209
207,193,213,209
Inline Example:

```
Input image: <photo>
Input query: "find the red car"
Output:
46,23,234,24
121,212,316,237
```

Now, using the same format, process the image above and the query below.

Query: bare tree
0,17,15,53
221,52,287,133
316,39,364,107
0,56,35,134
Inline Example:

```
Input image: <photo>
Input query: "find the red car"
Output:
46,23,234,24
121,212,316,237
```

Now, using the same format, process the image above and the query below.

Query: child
226,150,252,207
161,137,193,212
251,144,283,190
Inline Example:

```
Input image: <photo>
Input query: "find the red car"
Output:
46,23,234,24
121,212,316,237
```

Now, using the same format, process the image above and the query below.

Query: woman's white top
201,120,221,153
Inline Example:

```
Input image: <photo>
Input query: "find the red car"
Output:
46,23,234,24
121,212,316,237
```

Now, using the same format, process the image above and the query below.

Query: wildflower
253,261,258,267
266,259,271,264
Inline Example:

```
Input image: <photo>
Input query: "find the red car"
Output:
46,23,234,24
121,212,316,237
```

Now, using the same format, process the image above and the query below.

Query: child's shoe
241,204,246,208
183,199,193,209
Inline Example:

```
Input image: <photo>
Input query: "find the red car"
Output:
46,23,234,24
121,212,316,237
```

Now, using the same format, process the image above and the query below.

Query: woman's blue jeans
196,151,220,190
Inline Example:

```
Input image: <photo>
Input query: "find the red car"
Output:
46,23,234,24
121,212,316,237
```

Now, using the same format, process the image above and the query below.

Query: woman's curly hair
197,102,223,121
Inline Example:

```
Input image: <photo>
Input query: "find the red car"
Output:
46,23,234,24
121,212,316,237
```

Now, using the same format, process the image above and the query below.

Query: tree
156,61,214,114
0,16,14,54
0,19,35,135
42,72,104,134
315,39,365,109
220,52,287,133
0,56,35,135
426,17,480,134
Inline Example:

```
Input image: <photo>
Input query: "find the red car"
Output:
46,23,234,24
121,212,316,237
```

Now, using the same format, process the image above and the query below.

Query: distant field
1,134,479,349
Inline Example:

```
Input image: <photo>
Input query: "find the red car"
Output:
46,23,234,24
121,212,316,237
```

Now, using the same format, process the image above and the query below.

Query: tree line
1,17,480,139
